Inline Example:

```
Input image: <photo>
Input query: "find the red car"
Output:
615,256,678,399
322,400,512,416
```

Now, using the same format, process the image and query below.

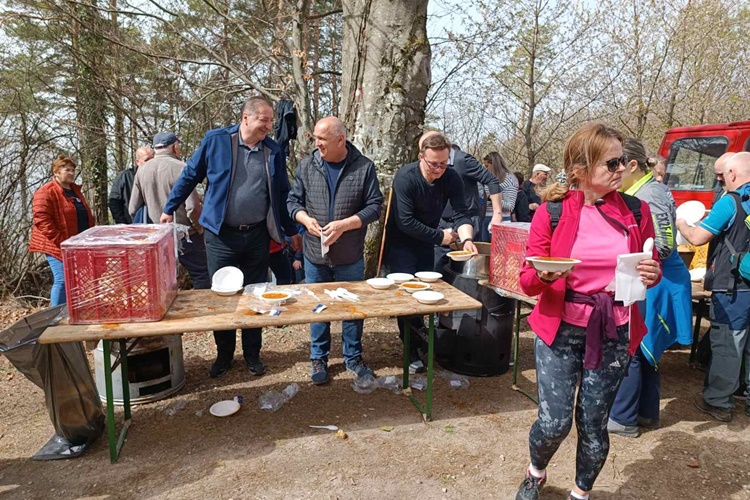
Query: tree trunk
74,0,110,225
109,0,126,175
341,0,431,277
288,0,315,156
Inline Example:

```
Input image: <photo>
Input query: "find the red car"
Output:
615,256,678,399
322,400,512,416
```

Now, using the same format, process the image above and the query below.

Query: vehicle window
664,136,729,191
744,136,750,151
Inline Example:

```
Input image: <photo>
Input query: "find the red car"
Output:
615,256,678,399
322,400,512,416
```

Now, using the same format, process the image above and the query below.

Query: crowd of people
27,96,750,500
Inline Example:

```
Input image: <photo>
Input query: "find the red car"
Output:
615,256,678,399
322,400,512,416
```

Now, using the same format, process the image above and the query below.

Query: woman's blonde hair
51,155,76,176
544,122,624,201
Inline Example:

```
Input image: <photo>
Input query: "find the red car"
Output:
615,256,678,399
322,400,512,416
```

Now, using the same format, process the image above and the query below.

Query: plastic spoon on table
309,425,339,431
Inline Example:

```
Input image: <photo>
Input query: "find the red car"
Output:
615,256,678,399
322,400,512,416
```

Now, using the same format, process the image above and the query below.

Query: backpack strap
547,200,562,234
619,192,642,226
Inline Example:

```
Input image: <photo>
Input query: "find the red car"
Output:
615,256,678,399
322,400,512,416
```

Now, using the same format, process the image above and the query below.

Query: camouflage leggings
529,322,631,491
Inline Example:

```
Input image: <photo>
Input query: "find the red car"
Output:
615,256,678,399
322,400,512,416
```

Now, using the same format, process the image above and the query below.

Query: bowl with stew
260,291,292,305
399,281,431,294
525,256,581,273
447,250,476,262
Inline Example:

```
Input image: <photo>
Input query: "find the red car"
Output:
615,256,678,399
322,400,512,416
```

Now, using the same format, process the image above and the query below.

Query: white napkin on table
614,251,649,306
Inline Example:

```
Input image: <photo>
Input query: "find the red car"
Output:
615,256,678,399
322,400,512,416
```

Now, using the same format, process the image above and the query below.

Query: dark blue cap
153,132,179,148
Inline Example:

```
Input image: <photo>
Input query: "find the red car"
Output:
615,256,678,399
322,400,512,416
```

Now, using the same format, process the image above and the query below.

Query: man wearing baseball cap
129,132,210,290
522,163,551,219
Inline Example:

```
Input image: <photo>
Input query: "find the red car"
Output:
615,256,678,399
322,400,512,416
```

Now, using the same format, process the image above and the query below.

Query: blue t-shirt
700,183,750,235
324,158,346,221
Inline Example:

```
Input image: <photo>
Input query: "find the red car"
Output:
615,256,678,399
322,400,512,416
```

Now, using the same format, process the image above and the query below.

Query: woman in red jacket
514,123,661,500
29,156,94,306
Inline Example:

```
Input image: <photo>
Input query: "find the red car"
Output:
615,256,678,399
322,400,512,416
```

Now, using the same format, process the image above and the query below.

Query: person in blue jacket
608,138,693,437
162,96,301,378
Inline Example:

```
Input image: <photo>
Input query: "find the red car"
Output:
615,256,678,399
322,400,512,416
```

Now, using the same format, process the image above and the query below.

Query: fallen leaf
379,426,394,432
687,457,700,468
336,429,348,440
445,423,454,434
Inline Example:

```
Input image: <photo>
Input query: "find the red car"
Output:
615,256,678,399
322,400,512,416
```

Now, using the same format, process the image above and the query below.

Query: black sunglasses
604,155,628,173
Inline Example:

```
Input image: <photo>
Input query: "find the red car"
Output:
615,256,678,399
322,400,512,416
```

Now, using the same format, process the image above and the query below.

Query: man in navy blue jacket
162,96,301,378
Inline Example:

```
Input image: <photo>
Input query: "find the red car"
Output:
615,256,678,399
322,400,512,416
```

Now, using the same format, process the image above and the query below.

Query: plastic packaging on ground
259,383,299,411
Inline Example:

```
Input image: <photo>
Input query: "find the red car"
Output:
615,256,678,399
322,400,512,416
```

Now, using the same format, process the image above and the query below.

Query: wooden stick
376,187,394,277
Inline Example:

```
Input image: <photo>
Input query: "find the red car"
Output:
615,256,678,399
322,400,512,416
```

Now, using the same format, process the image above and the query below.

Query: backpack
546,192,642,234
724,191,750,283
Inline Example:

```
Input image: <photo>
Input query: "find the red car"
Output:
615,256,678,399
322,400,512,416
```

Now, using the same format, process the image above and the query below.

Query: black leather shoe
209,357,233,378
244,355,266,376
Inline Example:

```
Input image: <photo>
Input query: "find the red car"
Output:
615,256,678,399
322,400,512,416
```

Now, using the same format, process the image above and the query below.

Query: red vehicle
658,120,750,208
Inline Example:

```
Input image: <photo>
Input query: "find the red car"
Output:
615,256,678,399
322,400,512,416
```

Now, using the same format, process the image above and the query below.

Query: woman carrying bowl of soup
514,123,661,500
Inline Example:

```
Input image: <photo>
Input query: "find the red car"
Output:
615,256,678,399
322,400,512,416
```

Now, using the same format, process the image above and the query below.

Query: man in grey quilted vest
287,116,384,385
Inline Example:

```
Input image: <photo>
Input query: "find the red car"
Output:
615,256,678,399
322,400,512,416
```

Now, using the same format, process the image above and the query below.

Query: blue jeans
304,257,364,363
45,255,66,306
180,232,211,290
609,347,660,426
205,225,270,359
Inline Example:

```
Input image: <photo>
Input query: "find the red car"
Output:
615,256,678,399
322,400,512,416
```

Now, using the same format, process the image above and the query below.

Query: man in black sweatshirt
384,132,477,372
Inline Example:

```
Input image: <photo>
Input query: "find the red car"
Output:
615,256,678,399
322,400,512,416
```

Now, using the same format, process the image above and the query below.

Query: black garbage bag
0,305,104,459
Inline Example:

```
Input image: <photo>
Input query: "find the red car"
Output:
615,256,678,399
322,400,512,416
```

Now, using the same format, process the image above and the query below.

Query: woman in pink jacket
514,123,661,500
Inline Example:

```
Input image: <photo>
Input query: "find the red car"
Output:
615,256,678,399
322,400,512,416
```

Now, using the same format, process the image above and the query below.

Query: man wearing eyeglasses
384,132,478,372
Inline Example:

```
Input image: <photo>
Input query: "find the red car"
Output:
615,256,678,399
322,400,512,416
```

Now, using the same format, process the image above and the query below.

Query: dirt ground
1,302,750,500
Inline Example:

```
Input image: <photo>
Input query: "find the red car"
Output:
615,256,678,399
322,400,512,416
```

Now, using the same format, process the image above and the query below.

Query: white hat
532,164,551,173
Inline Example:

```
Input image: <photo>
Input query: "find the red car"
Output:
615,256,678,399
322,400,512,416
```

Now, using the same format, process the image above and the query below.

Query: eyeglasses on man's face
422,157,449,171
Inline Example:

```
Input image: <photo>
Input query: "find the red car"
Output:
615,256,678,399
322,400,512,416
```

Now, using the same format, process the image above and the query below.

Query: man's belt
222,222,262,231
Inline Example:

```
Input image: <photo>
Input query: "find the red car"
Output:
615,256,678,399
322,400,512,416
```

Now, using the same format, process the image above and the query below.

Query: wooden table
41,280,481,463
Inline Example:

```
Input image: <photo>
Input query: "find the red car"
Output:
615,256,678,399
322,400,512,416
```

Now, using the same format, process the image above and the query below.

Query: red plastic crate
61,225,178,324
490,222,535,297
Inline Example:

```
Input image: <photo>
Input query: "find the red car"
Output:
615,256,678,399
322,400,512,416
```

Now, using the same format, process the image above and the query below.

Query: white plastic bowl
413,290,444,304
415,271,442,282
366,277,394,290
447,251,475,262
210,400,241,417
386,272,414,284
676,200,706,226
212,266,244,291
525,256,581,273
211,286,242,296
400,281,431,294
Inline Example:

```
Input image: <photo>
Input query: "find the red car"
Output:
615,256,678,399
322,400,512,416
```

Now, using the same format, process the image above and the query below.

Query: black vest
704,192,750,292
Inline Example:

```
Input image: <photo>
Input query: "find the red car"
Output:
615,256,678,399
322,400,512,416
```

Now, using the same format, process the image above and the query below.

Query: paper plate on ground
689,268,706,282
676,201,706,226
415,271,442,282
210,400,241,417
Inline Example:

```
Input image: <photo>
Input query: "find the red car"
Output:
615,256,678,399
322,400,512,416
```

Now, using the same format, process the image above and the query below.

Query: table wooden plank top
40,280,481,344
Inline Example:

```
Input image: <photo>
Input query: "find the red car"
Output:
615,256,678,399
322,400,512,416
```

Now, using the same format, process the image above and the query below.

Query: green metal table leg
116,339,131,458
102,340,118,463
402,319,411,390
511,300,538,404
425,314,435,421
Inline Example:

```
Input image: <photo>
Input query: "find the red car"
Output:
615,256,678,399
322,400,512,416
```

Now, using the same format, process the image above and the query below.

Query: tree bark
340,0,431,276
